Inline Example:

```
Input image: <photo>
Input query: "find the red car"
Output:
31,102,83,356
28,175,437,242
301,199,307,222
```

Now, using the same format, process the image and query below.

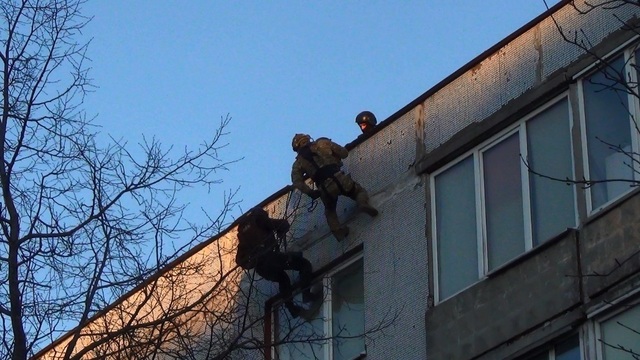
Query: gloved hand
308,190,321,200
276,222,290,237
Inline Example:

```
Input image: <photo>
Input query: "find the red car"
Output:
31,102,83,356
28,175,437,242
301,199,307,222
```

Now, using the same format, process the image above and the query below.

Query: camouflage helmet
292,133,311,151
355,111,377,126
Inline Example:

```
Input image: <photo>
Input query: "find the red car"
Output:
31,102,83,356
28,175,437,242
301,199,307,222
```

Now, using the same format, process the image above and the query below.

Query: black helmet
355,111,377,126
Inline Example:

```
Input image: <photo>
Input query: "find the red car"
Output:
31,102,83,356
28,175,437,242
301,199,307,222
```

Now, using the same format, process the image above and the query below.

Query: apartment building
36,1,640,359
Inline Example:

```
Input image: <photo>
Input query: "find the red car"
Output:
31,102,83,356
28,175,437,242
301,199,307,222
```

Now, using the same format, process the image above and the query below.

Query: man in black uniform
235,207,319,317
355,110,377,135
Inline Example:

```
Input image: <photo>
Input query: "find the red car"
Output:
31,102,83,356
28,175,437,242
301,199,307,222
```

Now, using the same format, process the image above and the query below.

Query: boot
332,226,349,241
285,303,303,318
355,191,378,217
288,251,303,260
302,283,323,303
358,203,379,217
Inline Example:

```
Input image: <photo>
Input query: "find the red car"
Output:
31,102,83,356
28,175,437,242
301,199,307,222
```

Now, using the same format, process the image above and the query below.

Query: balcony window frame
578,43,640,214
590,300,640,360
518,333,581,360
431,94,577,304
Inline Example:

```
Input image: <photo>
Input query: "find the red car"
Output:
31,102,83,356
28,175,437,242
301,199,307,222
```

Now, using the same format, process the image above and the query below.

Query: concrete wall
425,231,581,360
581,190,640,304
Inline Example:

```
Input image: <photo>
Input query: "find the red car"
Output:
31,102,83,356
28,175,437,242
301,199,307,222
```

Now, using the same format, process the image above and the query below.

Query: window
432,97,576,302
484,132,526,269
580,49,640,212
274,258,365,360
522,335,581,360
598,303,640,359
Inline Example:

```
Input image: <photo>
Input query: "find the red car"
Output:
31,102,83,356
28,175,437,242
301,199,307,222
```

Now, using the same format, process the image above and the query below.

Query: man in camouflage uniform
235,207,319,318
290,133,378,241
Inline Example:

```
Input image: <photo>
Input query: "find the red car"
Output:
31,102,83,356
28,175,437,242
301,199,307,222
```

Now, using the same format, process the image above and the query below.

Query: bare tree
0,2,399,359
0,1,240,359
27,197,397,360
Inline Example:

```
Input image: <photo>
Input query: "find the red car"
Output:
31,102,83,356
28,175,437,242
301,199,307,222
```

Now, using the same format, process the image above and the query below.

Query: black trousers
255,251,313,311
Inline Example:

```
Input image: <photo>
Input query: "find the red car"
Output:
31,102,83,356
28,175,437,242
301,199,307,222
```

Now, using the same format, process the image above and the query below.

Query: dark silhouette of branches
1,1,241,359
520,152,639,190
1,1,397,358
28,189,398,360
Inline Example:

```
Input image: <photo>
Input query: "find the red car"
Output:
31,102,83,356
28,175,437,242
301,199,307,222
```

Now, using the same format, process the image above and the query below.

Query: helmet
355,111,377,126
292,133,311,151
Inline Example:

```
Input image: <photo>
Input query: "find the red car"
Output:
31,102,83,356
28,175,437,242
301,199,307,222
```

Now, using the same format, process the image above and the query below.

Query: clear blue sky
81,1,558,229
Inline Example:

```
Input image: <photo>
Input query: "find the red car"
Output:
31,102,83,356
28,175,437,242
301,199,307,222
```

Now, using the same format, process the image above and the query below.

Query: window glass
434,156,478,299
555,335,580,360
483,133,525,270
583,55,634,209
432,97,573,299
276,295,325,360
601,304,640,359
332,259,365,360
527,98,575,245
275,259,365,360
528,353,547,360
519,334,580,360
636,48,640,80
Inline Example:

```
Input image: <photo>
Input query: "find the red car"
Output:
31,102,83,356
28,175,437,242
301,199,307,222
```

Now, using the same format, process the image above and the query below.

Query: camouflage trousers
316,171,371,236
